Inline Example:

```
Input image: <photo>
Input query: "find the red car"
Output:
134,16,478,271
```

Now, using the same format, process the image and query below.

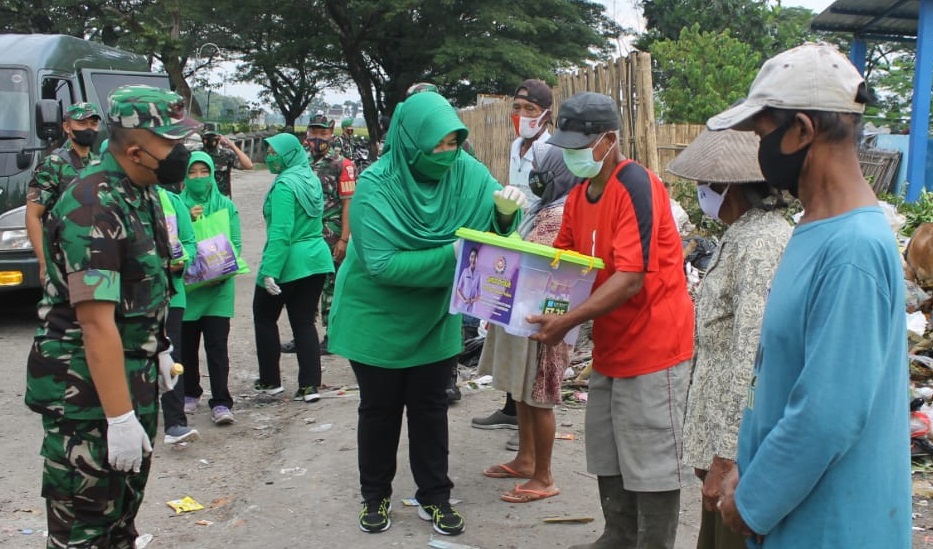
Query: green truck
0,34,170,293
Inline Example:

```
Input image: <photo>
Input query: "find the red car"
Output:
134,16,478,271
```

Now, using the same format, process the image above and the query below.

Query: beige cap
707,42,865,131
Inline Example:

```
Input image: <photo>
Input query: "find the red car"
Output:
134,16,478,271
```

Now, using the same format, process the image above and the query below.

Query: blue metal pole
907,0,933,201
849,38,868,75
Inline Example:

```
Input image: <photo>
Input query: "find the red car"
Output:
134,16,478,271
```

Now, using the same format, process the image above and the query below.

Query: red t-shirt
554,159,694,378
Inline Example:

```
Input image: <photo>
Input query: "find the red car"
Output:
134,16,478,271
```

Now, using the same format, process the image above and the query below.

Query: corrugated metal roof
811,0,920,39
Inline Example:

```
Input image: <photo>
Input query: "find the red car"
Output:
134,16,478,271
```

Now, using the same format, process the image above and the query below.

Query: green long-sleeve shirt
328,179,518,368
257,182,334,284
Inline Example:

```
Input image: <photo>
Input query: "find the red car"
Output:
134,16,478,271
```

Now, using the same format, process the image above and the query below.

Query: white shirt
508,129,551,207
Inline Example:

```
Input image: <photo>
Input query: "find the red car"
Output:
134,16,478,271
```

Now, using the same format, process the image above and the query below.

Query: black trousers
181,316,233,409
351,356,456,506
254,274,326,388
161,307,187,429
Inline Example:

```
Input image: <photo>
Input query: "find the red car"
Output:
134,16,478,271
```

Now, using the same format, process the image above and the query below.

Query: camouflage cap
308,114,335,129
107,85,201,140
407,82,438,97
66,102,102,120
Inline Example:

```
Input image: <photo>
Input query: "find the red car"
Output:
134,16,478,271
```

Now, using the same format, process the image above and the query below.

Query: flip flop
500,485,560,503
483,463,529,479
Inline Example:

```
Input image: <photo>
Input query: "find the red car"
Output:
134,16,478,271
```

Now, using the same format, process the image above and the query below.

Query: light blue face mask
562,133,609,179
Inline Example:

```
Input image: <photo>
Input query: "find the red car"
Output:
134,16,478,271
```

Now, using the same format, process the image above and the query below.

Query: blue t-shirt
735,207,910,548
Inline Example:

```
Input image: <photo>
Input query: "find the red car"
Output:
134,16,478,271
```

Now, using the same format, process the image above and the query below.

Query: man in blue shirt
706,43,910,548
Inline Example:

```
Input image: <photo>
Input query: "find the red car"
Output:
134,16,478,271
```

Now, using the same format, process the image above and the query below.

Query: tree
865,46,920,131
111,0,225,117
321,0,620,144
210,0,346,129
637,0,831,124
0,0,223,117
651,24,761,124
637,0,770,53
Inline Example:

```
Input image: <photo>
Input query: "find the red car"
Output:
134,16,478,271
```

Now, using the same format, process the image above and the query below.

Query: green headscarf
355,91,501,275
263,133,323,218
180,151,227,216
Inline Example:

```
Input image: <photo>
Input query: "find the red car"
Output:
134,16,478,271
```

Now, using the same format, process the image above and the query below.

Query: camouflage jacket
333,134,355,160
205,147,237,197
26,143,97,213
25,152,172,420
311,148,356,247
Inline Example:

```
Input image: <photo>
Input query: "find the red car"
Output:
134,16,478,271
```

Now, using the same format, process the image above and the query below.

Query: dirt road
0,165,752,549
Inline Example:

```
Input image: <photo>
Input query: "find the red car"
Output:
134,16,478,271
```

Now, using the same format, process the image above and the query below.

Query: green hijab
356,91,501,272
180,151,227,216
263,133,323,218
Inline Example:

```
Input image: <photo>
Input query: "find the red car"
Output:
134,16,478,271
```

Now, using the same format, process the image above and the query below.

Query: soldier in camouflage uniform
282,114,356,355
25,85,199,549
25,102,102,281
201,131,254,198
334,116,355,160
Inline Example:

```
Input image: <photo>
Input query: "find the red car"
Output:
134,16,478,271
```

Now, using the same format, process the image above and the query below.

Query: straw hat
666,129,764,183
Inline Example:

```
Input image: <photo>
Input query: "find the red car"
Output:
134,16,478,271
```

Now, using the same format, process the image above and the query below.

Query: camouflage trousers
40,414,158,549
320,271,336,331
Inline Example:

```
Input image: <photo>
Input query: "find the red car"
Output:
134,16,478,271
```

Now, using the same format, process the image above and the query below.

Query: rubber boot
569,475,637,549
637,489,680,549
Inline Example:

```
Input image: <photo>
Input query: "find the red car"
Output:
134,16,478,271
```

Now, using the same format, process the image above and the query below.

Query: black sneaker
293,386,321,403
253,379,285,396
281,339,297,354
418,501,464,536
359,498,391,533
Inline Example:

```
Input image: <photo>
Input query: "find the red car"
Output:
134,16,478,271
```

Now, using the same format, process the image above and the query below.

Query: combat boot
569,475,636,549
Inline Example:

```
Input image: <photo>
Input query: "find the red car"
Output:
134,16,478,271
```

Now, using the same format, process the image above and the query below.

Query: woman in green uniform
328,91,526,536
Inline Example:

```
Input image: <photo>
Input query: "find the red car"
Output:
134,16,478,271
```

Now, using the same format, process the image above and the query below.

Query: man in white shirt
471,79,554,448
507,79,553,206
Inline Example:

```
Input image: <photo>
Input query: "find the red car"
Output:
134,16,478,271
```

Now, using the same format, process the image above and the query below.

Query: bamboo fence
656,124,706,181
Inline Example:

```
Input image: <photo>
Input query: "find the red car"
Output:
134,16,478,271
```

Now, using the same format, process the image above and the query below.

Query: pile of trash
885,202,933,458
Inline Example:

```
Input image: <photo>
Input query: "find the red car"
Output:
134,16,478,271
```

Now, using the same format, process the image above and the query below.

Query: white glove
158,348,178,392
264,276,282,296
493,186,528,216
106,411,153,473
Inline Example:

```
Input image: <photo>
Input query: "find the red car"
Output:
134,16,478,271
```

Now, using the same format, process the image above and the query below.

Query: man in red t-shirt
529,92,694,549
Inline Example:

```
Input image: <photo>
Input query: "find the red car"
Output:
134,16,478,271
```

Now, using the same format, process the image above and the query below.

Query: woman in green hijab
329,91,527,536
179,152,241,426
253,133,334,403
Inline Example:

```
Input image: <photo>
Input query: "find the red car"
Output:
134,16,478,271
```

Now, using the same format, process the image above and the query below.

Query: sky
215,0,837,109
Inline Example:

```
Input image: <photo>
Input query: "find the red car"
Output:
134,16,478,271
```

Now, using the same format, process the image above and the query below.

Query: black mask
71,128,98,147
757,122,810,198
203,137,219,151
140,143,191,186
528,169,554,198
308,137,330,157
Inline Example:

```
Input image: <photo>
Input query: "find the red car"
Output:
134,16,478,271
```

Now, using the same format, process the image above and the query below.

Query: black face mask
308,137,330,157
140,143,191,186
203,137,219,151
528,169,555,198
757,122,810,198
71,128,98,147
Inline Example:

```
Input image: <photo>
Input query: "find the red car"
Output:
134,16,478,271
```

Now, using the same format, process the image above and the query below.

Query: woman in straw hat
670,129,792,549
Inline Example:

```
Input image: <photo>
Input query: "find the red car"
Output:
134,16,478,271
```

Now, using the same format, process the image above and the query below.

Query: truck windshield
87,72,171,110
0,68,30,140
